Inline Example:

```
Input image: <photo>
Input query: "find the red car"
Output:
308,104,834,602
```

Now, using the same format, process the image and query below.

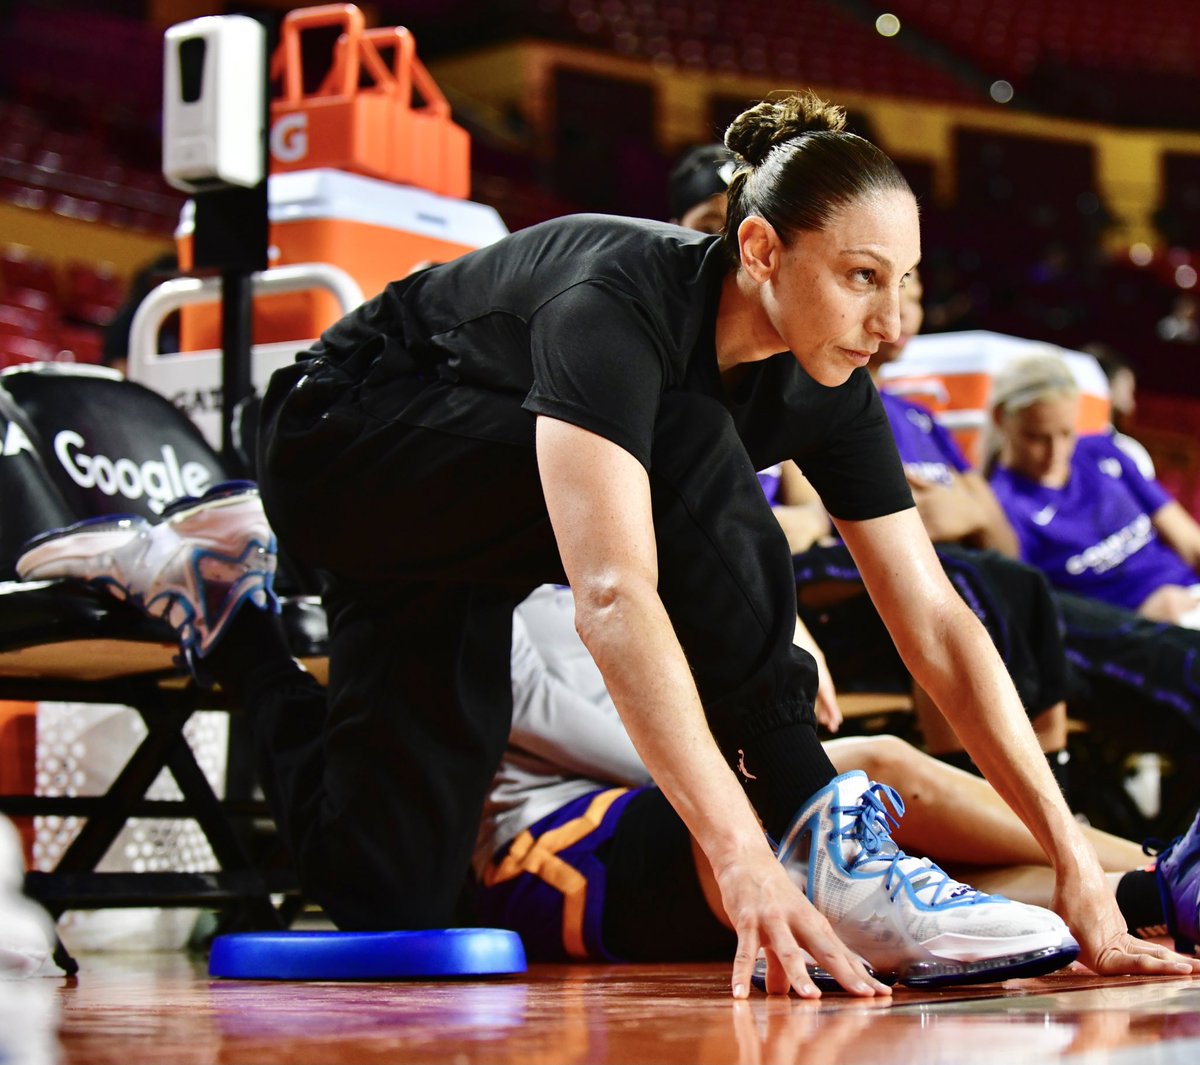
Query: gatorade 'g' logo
1,419,35,458
270,112,309,164
52,430,213,514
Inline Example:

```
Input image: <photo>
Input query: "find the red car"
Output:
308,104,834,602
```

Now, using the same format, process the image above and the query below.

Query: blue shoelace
835,783,986,908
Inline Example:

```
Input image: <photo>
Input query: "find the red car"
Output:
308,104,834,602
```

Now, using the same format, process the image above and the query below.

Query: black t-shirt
306,213,912,523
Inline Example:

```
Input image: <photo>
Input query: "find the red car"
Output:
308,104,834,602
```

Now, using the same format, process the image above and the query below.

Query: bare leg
949,868,1131,910
690,833,1069,927
824,734,1145,872
957,865,1056,907
693,852,1127,922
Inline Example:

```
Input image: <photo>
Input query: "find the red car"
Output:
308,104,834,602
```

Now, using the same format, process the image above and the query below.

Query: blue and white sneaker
1147,807,1200,954
16,481,278,677
777,771,1079,988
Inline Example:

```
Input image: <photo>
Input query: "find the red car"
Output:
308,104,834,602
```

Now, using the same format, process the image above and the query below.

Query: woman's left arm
1152,499,1200,571
835,507,1199,977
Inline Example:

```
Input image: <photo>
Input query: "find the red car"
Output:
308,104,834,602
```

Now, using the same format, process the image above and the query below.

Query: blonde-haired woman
990,349,1200,627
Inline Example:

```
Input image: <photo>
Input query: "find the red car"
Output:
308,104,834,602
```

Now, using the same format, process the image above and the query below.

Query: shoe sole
898,940,1080,988
161,483,280,665
749,941,1077,994
16,484,265,582
163,485,276,556
15,482,263,582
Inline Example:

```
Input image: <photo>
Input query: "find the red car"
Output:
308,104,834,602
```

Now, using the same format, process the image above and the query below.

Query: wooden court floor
6,953,1200,1065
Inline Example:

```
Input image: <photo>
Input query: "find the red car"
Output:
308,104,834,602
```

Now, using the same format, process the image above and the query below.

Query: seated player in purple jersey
989,350,1200,629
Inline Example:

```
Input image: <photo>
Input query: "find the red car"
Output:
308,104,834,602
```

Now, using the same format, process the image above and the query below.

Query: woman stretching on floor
19,92,1200,994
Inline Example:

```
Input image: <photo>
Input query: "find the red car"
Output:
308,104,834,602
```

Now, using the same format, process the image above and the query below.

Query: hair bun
724,90,847,166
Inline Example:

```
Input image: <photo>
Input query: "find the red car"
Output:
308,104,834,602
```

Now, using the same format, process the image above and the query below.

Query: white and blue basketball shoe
775,771,1079,988
16,481,278,678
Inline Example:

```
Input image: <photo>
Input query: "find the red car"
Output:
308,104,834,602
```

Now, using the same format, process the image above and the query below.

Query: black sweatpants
254,351,833,931
1055,590,1200,737
238,651,736,958
794,538,1200,742
794,541,1070,717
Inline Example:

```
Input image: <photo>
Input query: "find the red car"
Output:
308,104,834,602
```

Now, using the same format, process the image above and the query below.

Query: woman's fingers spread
796,925,892,997
721,851,896,998
1090,936,1200,976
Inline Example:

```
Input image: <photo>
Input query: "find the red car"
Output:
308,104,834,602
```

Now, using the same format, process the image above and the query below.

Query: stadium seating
887,0,1200,127
530,0,983,102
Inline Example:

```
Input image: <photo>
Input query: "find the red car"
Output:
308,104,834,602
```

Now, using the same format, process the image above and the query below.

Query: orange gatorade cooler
268,4,470,196
175,3,500,351
877,331,1110,469
175,167,509,350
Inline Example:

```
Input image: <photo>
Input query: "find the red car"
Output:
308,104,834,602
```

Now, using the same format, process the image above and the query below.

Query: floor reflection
32,956,1200,1065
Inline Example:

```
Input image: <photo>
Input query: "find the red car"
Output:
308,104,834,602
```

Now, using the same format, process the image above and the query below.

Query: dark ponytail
722,90,911,264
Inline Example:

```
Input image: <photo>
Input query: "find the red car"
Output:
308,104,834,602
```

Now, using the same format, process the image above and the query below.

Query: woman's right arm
535,415,889,999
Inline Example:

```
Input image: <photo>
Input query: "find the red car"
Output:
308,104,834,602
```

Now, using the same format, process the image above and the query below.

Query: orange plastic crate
267,4,469,197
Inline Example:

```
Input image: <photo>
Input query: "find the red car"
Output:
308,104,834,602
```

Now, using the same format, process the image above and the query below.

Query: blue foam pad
208,928,527,981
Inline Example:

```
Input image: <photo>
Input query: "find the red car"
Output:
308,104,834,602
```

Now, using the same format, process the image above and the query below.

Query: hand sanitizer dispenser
162,15,265,193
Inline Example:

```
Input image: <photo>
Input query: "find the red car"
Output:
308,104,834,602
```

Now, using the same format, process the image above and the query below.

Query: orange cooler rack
268,3,469,195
